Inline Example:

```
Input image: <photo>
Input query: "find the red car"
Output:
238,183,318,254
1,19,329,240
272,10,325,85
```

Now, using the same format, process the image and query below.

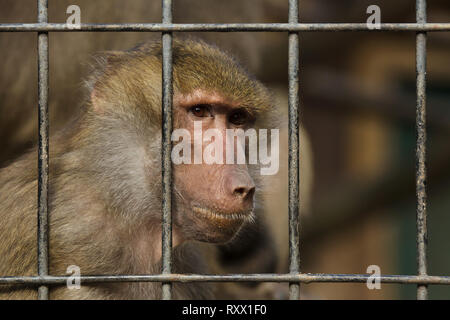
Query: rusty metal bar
416,0,428,301
1,273,449,285
37,0,49,301
288,0,300,300
0,23,450,32
161,0,173,301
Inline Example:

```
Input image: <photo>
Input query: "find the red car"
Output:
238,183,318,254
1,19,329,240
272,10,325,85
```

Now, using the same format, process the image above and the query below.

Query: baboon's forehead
169,46,267,108
137,39,253,91
112,40,272,113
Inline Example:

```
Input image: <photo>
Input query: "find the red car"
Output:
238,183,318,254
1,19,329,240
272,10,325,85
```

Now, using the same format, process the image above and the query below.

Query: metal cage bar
161,0,174,300
37,0,49,301
288,0,300,301
415,0,428,301
0,23,450,32
0,273,449,285
0,1,448,301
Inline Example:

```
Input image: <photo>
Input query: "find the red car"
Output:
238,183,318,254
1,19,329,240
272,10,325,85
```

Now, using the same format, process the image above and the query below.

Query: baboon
1,1,314,299
0,38,284,299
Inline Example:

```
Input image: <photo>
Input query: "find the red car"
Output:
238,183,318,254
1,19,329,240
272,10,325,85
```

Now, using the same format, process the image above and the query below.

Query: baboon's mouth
192,205,253,222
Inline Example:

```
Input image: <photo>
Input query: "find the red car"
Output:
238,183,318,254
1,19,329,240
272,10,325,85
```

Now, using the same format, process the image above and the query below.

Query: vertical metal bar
37,0,49,300
416,0,428,301
161,0,173,300
288,0,301,300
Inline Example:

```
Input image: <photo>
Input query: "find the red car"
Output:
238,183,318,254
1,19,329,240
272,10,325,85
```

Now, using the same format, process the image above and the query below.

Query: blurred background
0,0,449,299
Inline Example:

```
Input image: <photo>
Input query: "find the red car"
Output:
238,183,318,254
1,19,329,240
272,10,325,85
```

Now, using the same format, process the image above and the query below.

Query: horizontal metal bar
0,274,449,285
0,23,449,32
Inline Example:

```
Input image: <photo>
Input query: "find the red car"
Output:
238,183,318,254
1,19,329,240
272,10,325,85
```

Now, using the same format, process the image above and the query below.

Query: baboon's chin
176,215,244,244
185,205,253,243
192,224,244,244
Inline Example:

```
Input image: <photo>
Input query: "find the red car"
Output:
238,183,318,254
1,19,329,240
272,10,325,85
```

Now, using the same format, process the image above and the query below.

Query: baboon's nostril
233,185,255,200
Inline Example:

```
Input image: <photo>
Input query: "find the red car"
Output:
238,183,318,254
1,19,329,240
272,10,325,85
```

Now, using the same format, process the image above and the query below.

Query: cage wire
0,0,449,300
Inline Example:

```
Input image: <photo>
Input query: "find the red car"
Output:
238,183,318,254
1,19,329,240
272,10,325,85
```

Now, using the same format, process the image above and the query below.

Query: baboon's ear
87,51,127,113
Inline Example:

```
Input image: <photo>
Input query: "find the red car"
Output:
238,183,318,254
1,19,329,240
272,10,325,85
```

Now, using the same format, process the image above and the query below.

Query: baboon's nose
227,171,255,203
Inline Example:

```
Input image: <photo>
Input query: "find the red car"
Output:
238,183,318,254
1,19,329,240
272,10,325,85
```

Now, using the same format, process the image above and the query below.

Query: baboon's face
172,90,256,244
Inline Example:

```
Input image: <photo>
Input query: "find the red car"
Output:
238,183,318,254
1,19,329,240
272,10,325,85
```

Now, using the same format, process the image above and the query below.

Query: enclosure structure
0,0,450,300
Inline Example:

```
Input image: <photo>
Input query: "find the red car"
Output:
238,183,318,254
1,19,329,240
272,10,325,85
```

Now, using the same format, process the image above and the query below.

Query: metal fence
0,0,450,300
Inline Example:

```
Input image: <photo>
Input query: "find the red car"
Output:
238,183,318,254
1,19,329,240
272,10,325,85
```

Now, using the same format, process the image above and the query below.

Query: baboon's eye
189,104,212,118
229,109,250,126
